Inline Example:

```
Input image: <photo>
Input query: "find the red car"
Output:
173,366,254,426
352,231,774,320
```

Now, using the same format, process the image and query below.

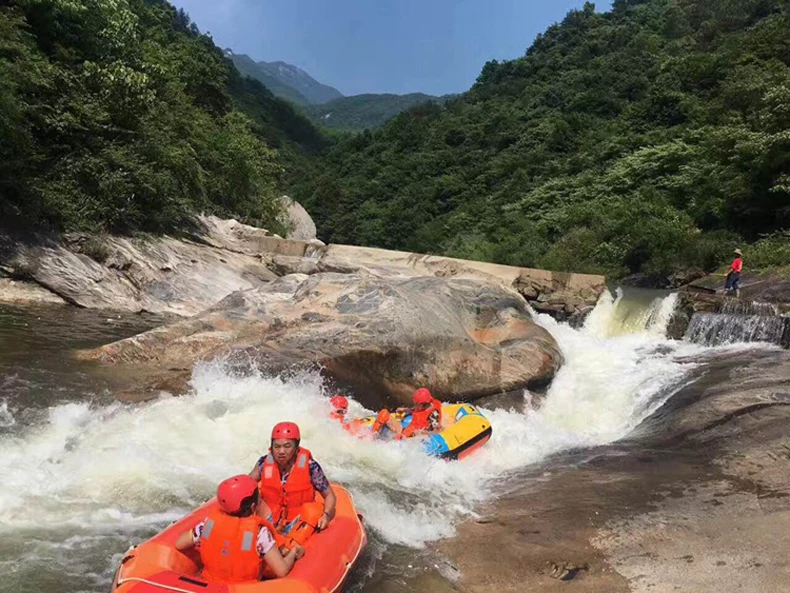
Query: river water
0,290,759,593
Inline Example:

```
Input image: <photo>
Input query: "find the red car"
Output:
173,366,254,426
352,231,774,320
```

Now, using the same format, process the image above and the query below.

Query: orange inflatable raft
112,484,366,593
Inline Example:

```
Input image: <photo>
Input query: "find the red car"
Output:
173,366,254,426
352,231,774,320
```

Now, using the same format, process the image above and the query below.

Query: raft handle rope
115,576,197,593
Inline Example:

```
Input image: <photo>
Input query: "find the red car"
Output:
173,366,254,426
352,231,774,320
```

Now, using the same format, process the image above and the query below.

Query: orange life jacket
199,508,275,583
402,399,442,438
259,447,315,525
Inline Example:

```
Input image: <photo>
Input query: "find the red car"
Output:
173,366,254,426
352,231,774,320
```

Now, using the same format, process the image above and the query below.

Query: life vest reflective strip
259,447,315,525
199,509,273,583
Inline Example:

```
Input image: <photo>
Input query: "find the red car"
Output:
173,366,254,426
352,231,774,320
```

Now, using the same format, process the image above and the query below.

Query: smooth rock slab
0,217,278,316
80,273,563,403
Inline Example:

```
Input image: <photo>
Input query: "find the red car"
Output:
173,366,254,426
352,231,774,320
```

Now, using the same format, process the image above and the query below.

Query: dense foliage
0,0,326,234
307,93,452,132
296,0,790,281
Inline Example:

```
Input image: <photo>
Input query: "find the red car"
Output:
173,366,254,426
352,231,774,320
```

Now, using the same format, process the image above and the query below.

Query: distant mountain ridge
260,60,343,105
308,93,452,131
225,50,342,106
226,49,448,131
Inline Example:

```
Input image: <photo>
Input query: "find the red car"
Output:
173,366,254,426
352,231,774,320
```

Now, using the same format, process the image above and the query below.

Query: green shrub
747,231,790,272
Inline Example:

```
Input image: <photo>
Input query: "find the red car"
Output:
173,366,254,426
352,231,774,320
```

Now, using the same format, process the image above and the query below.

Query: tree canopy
295,0,790,281
0,0,327,234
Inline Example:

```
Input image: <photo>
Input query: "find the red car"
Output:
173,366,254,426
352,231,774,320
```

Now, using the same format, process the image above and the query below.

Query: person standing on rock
249,422,337,547
725,249,743,297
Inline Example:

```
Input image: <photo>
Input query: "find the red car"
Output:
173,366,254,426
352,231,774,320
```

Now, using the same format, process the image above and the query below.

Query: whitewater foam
0,399,14,428
0,290,712,560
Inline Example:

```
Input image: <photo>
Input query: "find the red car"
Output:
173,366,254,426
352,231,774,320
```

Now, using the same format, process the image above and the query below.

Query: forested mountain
227,52,312,106
258,60,343,105
226,51,343,106
227,50,439,131
0,0,327,235
307,93,453,131
296,0,790,281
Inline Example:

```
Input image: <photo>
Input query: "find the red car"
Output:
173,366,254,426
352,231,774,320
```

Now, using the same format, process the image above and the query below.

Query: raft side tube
113,485,366,593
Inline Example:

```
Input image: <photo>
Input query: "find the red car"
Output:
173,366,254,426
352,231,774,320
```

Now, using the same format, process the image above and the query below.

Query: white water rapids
0,290,727,592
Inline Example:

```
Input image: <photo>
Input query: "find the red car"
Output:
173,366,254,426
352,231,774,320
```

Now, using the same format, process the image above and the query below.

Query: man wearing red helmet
329,394,348,422
249,422,337,539
175,475,304,582
398,388,443,439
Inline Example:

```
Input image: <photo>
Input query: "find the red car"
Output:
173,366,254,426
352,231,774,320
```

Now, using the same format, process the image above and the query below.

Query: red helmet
413,388,433,405
330,395,348,410
217,475,258,514
271,421,301,441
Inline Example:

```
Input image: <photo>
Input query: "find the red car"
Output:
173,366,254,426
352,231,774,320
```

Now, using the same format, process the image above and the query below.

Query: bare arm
317,484,337,530
175,529,195,551
263,545,303,578
249,458,263,481
324,483,337,519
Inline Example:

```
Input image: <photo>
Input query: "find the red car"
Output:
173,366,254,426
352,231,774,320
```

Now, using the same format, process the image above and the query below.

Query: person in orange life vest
725,248,743,297
329,395,348,422
174,475,304,582
370,408,403,436
396,388,442,439
249,422,338,536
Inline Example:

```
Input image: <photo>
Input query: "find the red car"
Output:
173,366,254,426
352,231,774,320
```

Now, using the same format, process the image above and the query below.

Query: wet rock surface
437,348,790,593
667,288,790,348
79,273,563,405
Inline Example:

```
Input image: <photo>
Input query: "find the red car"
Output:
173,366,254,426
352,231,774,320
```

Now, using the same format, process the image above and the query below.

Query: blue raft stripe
423,433,450,456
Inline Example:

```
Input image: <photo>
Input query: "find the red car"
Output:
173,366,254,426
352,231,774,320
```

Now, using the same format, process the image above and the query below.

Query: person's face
272,438,297,465
335,407,347,417
414,402,431,412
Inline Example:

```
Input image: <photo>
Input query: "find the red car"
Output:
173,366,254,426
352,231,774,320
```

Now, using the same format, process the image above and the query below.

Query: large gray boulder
80,273,563,404
279,196,317,241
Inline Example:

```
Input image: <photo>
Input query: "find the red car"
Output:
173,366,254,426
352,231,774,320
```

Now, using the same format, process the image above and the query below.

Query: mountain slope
295,0,790,282
226,50,443,130
228,52,312,106
226,52,342,105
307,93,453,131
257,60,343,105
0,0,326,234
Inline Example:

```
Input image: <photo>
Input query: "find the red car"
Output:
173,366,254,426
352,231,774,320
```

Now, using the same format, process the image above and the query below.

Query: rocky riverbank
0,215,607,402
435,347,790,592
0,217,605,321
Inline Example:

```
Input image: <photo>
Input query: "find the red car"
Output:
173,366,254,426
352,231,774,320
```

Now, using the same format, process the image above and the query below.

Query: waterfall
683,301,790,348
583,288,679,338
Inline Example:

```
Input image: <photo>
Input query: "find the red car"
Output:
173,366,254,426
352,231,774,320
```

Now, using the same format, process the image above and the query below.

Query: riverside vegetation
1,0,326,235
2,0,789,284
294,0,790,283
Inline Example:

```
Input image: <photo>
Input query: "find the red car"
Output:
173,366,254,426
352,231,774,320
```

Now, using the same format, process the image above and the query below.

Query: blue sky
170,0,614,97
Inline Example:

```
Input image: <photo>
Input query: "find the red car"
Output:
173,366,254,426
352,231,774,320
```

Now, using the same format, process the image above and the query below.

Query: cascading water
582,287,679,338
0,291,713,592
684,299,790,348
